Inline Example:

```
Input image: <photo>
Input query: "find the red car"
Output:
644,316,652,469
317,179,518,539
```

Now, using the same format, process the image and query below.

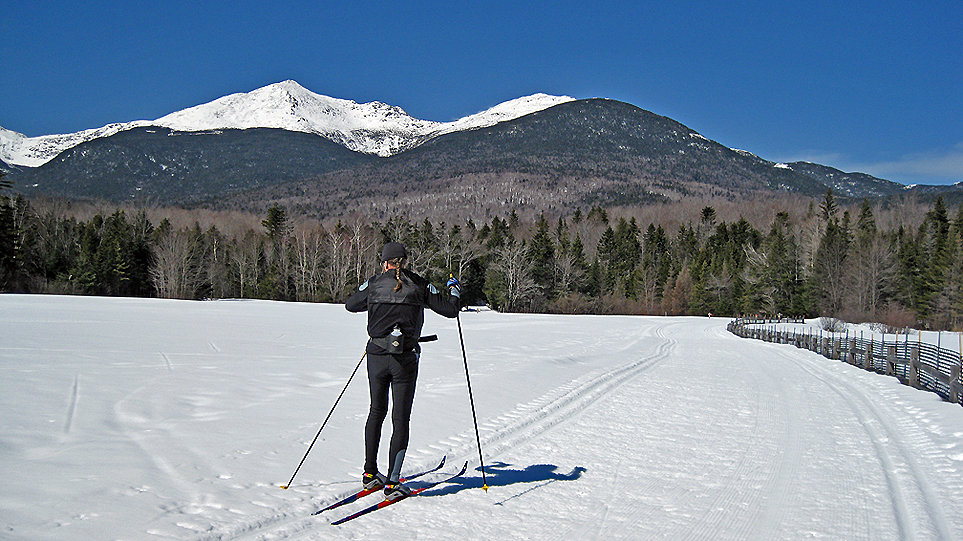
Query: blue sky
3,0,961,185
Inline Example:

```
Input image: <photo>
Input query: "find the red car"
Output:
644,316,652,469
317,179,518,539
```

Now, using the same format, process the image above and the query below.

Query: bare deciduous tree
554,249,579,295
453,228,483,281
489,240,539,312
232,230,262,298
323,225,353,302
292,227,325,302
150,229,206,299
348,217,377,286
845,234,896,317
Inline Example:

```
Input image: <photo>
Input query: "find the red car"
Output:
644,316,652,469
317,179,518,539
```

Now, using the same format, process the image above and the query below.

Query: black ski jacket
345,268,460,354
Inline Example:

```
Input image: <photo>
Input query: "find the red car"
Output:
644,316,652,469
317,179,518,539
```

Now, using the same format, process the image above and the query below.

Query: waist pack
370,328,404,354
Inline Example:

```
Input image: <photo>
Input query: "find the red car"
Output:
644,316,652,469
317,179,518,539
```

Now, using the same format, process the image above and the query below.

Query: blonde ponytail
387,257,406,291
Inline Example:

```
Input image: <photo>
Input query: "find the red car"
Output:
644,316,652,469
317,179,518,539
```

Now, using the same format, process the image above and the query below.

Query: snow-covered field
2,295,963,540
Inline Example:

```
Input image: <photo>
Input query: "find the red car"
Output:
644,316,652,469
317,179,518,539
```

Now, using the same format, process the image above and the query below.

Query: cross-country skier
345,241,462,500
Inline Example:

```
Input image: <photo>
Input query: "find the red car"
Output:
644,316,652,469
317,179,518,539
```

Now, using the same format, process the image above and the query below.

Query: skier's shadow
424,461,586,500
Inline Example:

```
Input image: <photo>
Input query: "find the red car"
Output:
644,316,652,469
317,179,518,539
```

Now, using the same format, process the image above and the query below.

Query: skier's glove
447,276,461,298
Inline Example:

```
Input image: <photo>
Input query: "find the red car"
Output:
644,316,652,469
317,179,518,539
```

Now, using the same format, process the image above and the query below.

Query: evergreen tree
0,173,18,290
596,226,618,294
72,211,153,297
674,223,700,268
810,215,849,315
529,214,556,301
903,201,954,325
587,206,608,224
697,219,760,316
894,225,929,319
700,206,717,226
954,205,963,246
642,224,670,296
485,217,510,250
615,217,642,273
936,205,963,328
572,208,583,225
262,204,289,242
741,213,804,316
925,197,952,307
856,199,877,238
820,189,839,222
583,257,603,298
699,206,717,244
508,209,520,231
555,217,569,254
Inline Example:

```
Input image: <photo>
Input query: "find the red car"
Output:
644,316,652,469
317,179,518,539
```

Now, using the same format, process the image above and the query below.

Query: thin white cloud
779,143,963,185
858,142,963,184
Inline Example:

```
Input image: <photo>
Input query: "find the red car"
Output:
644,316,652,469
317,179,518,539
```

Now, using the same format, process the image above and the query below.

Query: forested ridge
2,172,962,330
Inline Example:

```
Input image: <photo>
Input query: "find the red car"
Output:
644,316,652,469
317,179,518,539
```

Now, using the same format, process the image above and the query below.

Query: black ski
330,461,468,525
314,456,446,514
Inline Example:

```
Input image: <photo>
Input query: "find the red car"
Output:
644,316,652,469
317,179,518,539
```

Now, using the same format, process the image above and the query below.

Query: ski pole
281,351,366,489
456,313,489,491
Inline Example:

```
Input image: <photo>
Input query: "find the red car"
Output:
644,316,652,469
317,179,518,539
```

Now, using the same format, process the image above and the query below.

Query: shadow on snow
422,461,587,503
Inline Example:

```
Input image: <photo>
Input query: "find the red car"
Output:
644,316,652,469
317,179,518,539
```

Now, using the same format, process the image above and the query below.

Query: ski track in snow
541,321,810,541
769,345,957,541
160,352,174,372
63,375,79,435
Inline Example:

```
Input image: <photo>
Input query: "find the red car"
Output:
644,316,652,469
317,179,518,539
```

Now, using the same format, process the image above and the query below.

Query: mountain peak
1,82,572,163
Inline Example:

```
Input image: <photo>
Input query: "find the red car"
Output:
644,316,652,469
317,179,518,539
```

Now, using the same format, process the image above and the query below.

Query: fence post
865,341,874,371
910,346,921,389
950,363,962,404
887,345,897,376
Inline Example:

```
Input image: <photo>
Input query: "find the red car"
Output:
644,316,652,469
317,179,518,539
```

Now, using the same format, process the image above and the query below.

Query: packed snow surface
2,295,963,540
0,81,574,165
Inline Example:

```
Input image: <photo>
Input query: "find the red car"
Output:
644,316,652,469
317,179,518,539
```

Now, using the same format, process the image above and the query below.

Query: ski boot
383,481,412,501
362,472,388,491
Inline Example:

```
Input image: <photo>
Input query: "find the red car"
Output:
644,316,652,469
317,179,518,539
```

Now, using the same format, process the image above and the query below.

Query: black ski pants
364,351,418,482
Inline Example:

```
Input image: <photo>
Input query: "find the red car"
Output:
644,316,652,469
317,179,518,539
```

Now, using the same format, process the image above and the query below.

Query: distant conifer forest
3,172,962,331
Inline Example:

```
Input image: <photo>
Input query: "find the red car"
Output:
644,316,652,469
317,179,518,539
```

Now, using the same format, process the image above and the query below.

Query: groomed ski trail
206,317,677,540
430,319,679,471
767,342,959,540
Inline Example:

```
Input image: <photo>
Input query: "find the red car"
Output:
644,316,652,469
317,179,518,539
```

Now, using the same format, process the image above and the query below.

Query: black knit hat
381,242,407,261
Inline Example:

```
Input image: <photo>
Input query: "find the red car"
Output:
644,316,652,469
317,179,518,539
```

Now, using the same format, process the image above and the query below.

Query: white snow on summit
0,82,574,166
152,80,442,156
0,123,142,168
439,93,575,135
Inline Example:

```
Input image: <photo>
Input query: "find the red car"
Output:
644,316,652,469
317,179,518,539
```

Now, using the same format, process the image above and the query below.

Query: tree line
2,175,962,330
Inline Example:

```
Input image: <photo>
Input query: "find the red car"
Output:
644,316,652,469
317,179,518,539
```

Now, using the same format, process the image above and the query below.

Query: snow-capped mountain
0,81,574,166
1,123,139,168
